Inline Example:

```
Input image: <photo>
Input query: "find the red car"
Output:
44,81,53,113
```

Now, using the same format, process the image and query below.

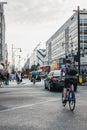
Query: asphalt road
0,79,87,130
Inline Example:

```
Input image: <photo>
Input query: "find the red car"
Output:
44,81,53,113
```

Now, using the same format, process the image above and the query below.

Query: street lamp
12,44,22,72
15,55,21,71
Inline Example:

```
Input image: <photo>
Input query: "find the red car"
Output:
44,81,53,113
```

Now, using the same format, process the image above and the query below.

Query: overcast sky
2,0,87,66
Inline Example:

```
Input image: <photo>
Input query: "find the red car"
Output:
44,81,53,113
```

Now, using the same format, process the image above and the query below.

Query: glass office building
46,9,87,69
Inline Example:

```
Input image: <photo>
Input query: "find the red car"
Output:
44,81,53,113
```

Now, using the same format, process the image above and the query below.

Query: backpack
66,64,77,76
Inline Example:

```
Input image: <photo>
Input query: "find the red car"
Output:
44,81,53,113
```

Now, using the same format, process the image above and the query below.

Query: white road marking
0,98,60,113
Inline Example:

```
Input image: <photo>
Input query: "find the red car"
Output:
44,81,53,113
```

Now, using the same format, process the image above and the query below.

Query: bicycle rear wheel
33,78,35,84
69,91,76,111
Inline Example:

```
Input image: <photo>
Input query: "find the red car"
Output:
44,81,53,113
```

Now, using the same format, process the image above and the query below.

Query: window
80,35,87,41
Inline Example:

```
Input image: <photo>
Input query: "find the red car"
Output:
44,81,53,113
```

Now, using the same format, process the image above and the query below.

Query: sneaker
62,99,66,104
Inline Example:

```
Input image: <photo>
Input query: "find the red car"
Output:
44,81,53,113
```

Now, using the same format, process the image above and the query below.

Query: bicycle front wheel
33,79,35,84
69,91,76,111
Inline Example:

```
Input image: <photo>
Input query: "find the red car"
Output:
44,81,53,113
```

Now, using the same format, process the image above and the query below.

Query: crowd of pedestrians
0,69,9,86
0,64,23,87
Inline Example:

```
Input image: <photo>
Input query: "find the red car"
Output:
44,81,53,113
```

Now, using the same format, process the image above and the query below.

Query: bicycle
62,82,76,111
33,77,36,84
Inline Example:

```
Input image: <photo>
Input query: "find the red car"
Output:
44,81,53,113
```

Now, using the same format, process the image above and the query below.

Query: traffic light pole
77,6,80,75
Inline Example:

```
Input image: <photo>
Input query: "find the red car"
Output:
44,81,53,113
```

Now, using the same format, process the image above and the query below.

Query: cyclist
31,72,36,83
60,59,78,103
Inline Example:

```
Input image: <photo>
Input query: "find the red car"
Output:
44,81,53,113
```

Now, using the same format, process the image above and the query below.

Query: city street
0,1,87,130
0,79,87,130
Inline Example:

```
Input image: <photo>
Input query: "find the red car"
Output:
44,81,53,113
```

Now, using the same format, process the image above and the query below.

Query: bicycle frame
62,83,76,111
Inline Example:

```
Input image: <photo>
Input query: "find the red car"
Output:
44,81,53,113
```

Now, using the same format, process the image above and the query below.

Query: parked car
44,70,65,91
23,74,29,78
41,72,48,79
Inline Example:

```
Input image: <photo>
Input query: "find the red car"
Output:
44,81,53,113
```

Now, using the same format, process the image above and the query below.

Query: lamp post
15,55,21,71
12,44,22,72
77,6,80,75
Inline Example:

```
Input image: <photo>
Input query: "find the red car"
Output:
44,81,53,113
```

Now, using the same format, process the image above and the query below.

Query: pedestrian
16,71,22,84
4,70,9,85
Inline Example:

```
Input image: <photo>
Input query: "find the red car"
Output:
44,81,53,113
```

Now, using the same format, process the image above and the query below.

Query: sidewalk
81,82,87,86
0,80,27,88
1,81,17,88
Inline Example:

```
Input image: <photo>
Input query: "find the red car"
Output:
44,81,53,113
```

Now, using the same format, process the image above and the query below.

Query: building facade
0,2,7,67
46,9,87,70
29,49,46,68
24,58,30,70
37,49,46,66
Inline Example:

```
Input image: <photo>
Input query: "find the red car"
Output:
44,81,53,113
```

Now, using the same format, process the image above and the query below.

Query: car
44,70,65,91
23,74,29,78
